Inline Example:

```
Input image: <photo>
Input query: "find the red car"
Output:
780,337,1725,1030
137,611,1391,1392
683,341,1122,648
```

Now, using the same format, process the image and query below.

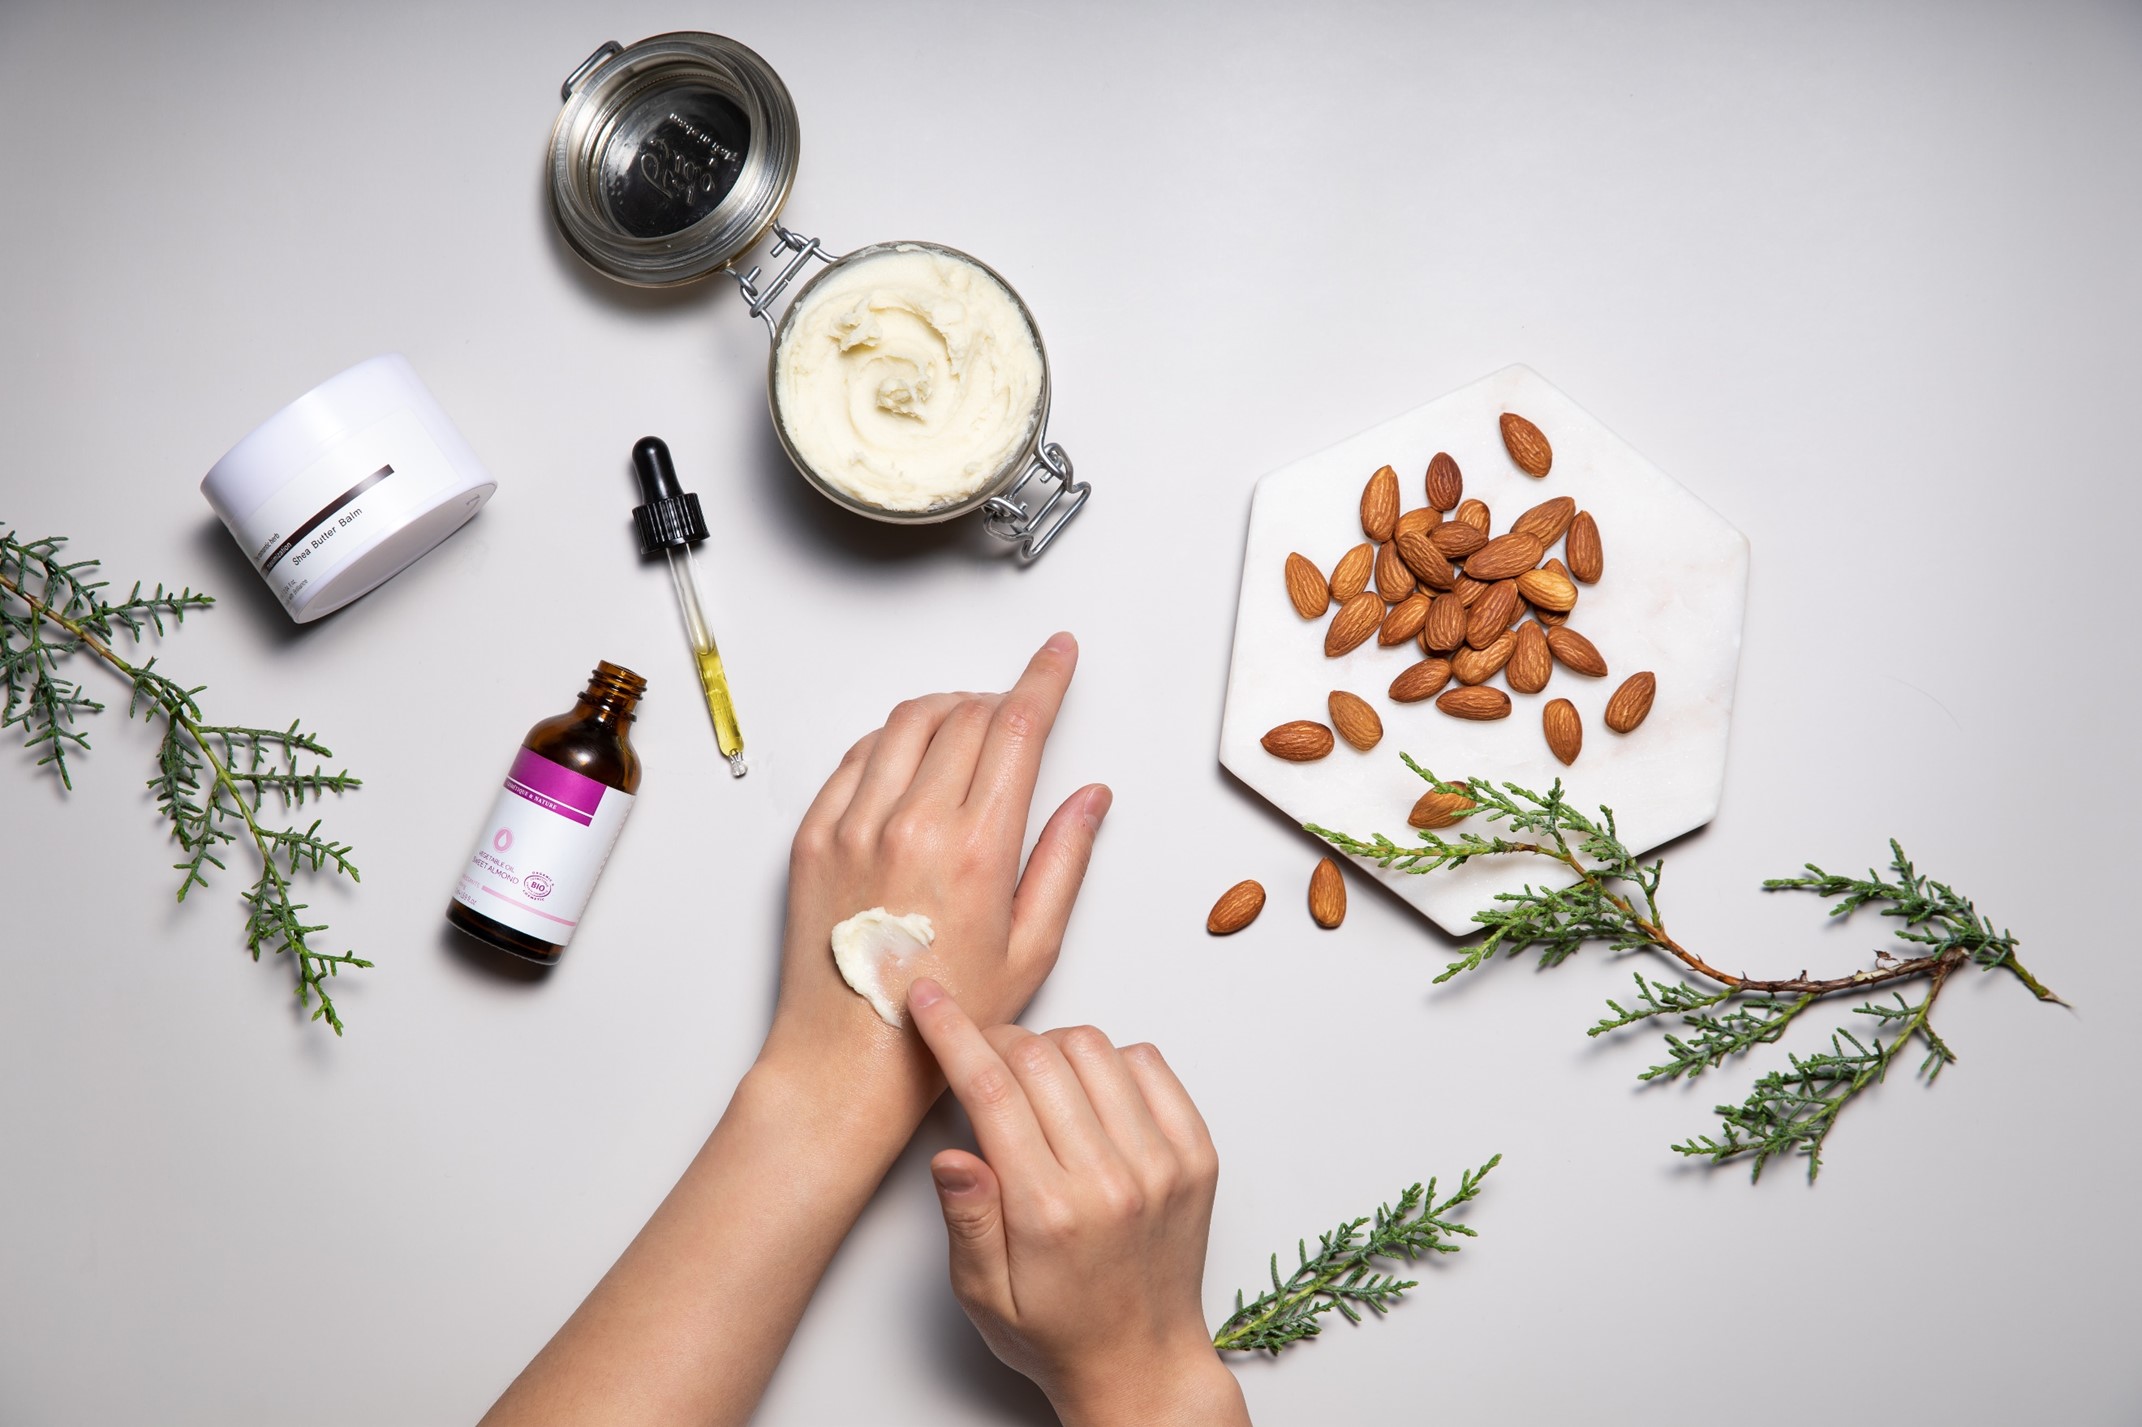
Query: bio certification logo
494,829,514,853
523,872,556,901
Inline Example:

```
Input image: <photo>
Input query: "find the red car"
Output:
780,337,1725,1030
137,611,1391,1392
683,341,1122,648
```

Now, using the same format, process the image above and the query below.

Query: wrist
1049,1345,1247,1427
747,1030,939,1152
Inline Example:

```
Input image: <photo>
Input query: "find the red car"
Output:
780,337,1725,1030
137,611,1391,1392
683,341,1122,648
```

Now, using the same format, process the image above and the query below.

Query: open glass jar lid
547,32,1088,559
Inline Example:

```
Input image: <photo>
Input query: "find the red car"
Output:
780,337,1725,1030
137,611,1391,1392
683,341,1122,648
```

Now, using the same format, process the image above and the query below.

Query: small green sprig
1313,761,2059,1181
1,529,369,1033
1213,1155,1500,1355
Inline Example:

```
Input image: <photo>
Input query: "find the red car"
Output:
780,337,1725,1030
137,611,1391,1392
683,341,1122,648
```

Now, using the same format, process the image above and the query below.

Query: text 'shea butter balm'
201,355,496,622
447,663,646,965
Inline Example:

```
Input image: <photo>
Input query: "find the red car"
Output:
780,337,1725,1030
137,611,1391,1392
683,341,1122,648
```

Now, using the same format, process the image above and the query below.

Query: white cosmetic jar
201,355,497,623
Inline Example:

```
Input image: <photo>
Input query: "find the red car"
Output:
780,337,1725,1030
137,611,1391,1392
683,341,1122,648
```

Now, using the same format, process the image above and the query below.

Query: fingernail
1044,630,1076,655
1082,784,1113,828
933,1162,977,1194
908,977,945,1011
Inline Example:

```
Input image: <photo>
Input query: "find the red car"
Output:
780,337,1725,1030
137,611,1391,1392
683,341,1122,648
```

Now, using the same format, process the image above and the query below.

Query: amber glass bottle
447,662,646,964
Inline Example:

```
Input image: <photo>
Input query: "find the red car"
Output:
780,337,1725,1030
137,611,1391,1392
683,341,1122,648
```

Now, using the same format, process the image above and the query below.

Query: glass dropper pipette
630,437,748,777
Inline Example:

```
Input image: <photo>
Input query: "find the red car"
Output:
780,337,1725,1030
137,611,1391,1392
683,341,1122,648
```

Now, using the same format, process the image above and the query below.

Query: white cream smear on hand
830,907,938,1026
773,246,1045,512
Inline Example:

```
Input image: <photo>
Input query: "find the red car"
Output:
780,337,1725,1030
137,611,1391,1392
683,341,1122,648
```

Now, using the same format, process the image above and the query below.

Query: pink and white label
452,748,635,947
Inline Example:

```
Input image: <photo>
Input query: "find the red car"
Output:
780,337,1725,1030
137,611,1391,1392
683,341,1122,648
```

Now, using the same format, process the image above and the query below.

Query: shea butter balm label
226,407,459,614
452,750,635,946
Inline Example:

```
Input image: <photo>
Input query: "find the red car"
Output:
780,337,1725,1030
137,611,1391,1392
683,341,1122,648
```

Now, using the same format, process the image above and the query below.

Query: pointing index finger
969,632,1078,818
907,978,1057,1174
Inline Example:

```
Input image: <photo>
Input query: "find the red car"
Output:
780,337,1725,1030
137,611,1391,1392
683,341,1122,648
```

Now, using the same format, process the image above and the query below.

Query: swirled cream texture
773,245,1044,512
830,907,937,1027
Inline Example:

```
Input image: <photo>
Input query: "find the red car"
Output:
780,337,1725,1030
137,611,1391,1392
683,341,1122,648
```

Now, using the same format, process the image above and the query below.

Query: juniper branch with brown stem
1311,755,2060,1181
1,529,368,1033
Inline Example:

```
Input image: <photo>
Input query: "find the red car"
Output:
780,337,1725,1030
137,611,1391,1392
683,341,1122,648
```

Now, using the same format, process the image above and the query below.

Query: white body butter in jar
772,243,1046,517
201,355,497,623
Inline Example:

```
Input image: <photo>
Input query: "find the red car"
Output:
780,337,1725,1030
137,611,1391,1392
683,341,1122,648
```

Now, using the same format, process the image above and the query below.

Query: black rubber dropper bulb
629,436,708,556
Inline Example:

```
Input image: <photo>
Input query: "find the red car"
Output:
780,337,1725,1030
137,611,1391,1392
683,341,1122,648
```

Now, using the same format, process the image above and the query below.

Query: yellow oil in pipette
630,436,749,777
694,644,745,769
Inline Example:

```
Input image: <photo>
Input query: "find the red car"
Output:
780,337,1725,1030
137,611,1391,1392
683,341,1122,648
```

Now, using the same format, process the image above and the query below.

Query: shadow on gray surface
745,407,998,567
437,918,554,986
186,515,319,649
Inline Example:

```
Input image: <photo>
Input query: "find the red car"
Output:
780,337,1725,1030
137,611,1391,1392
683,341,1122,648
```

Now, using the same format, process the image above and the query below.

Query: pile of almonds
1266,410,1657,782
1219,412,1665,937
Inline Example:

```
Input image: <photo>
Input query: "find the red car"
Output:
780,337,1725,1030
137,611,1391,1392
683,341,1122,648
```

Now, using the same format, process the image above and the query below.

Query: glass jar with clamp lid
546,32,1089,560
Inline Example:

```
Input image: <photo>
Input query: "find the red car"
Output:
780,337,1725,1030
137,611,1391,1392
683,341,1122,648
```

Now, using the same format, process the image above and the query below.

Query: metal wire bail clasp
983,442,1089,561
729,226,836,339
559,40,622,101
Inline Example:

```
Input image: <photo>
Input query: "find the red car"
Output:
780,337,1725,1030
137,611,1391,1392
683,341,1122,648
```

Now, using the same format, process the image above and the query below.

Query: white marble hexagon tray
1219,364,1750,936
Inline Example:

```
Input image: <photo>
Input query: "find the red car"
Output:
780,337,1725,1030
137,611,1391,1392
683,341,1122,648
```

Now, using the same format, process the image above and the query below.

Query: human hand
908,978,1251,1427
759,633,1108,1118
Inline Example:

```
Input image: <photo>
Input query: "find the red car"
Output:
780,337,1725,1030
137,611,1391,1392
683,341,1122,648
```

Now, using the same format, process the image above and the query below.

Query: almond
1453,575,1489,607
1374,541,1415,602
1507,621,1553,694
1422,592,1469,651
1451,631,1516,685
1466,580,1522,648
1308,858,1347,929
1567,512,1602,583
1330,542,1374,602
1396,507,1437,540
1428,522,1486,559
1466,531,1547,582
1388,657,1453,703
1543,698,1582,765
1454,498,1491,533
1535,558,1576,619
1408,789,1477,830
1361,465,1399,542
1284,552,1329,618
1425,452,1463,510
1511,495,1576,545
1328,691,1383,751
1515,566,1578,612
1394,529,1455,588
1545,625,1608,677
1604,672,1657,733
1207,880,1266,935
1500,412,1552,476
1437,685,1512,720
1379,592,1431,645
1325,592,1384,656
1262,720,1335,761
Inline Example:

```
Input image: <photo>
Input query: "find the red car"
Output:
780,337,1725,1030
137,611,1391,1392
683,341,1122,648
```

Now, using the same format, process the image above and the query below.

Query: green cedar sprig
1,529,369,1033
1312,759,2060,1181
1213,1155,1500,1355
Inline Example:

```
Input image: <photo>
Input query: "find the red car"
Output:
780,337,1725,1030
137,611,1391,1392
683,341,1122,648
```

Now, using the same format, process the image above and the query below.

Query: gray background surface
2,2,2137,1422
